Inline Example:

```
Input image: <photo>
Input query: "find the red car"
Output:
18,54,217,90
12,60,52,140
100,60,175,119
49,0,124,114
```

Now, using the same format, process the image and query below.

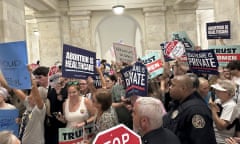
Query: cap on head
211,80,236,96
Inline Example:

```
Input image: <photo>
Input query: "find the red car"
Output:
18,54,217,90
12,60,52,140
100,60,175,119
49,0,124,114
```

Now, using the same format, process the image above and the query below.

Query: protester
133,97,181,144
0,86,16,109
163,74,217,144
197,77,211,103
13,69,46,144
56,80,96,128
210,79,238,144
0,131,21,144
92,88,118,134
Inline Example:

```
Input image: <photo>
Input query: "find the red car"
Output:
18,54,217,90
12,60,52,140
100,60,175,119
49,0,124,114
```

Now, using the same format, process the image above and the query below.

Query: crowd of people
0,58,240,144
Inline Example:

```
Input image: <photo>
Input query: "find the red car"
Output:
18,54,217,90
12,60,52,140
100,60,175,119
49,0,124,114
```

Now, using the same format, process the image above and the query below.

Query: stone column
68,10,92,51
171,3,198,46
0,0,25,42
143,6,167,55
213,0,240,44
35,13,62,66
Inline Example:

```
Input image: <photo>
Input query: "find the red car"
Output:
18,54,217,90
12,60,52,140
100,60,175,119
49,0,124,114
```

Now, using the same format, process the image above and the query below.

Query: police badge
171,110,179,119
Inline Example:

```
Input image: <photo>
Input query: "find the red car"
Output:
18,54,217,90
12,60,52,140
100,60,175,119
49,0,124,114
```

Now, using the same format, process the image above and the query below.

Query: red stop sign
93,124,141,144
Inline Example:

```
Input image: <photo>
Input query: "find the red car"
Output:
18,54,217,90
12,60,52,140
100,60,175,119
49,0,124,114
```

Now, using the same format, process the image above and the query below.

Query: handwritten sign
113,43,137,64
186,49,219,74
0,41,31,89
121,62,148,97
59,124,94,144
209,45,240,66
0,109,19,136
141,52,164,79
62,44,96,79
207,21,231,39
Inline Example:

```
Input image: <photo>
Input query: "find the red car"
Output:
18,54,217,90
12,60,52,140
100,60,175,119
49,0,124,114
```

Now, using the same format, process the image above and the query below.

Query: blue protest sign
121,62,148,97
206,21,231,39
62,44,96,79
0,41,31,89
186,49,219,75
0,109,19,136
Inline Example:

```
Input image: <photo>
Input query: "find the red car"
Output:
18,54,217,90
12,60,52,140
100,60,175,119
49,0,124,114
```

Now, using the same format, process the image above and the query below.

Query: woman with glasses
57,81,96,128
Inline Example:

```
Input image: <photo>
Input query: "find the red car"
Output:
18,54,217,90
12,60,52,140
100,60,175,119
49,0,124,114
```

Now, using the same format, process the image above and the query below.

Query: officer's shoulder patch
192,114,205,128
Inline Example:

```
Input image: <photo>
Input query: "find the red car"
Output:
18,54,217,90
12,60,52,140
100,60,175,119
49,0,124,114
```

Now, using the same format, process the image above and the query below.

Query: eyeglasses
67,81,79,86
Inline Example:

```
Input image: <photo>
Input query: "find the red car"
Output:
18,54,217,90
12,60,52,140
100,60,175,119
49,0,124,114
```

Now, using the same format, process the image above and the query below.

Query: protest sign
165,40,185,59
62,44,96,79
186,49,219,74
141,52,164,79
121,62,148,97
0,41,31,89
59,123,94,144
0,109,19,136
172,31,195,50
206,21,231,39
113,43,137,64
209,45,240,66
93,124,141,144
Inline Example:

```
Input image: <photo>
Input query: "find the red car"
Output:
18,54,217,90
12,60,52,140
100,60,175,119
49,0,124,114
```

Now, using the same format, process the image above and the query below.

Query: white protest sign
113,43,137,64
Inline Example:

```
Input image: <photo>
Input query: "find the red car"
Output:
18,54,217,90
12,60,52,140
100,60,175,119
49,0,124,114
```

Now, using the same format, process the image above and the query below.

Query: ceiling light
112,5,125,15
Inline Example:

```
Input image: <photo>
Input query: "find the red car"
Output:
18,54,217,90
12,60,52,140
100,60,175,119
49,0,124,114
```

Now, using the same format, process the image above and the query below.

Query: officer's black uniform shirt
163,92,217,144
142,127,181,144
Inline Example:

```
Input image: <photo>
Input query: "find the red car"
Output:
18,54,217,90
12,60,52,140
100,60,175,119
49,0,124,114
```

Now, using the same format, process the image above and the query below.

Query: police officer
163,74,217,144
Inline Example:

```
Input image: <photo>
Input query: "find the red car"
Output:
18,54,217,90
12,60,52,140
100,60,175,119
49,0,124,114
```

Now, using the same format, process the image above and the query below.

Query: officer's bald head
174,75,194,90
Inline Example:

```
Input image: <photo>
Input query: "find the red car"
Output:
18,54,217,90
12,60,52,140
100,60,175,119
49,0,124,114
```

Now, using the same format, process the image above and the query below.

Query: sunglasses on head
67,81,79,86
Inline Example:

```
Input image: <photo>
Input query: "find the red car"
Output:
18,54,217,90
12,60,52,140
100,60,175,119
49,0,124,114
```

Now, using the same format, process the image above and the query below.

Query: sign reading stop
93,124,142,144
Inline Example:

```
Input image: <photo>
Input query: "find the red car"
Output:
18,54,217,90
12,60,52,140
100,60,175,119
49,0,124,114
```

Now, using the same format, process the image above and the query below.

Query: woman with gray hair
210,79,238,144
0,130,20,144
0,86,16,109
132,97,181,144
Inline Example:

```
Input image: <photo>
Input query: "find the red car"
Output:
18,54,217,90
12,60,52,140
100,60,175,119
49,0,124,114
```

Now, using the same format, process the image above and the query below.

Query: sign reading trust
62,44,96,79
0,41,31,89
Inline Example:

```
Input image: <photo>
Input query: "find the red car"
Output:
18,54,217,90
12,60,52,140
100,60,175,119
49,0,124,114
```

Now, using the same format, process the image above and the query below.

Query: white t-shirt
21,97,46,144
214,98,237,144
0,103,16,109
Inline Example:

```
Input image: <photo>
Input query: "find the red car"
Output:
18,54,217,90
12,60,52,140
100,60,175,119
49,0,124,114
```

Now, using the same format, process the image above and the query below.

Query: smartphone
96,59,101,67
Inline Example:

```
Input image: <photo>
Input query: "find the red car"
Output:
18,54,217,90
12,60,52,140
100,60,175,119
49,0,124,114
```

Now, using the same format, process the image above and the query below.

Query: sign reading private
0,109,19,136
59,124,94,144
206,21,231,39
141,52,164,79
113,43,137,64
121,62,148,97
0,41,31,89
209,45,240,66
186,49,219,74
62,44,96,79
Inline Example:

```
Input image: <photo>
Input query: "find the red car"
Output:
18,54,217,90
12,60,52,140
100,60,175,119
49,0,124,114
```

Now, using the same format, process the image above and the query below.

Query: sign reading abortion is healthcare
206,21,231,39
62,44,96,79
186,49,219,75
121,62,148,97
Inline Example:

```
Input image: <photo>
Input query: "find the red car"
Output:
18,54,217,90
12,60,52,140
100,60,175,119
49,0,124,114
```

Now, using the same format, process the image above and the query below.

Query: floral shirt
94,106,119,134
